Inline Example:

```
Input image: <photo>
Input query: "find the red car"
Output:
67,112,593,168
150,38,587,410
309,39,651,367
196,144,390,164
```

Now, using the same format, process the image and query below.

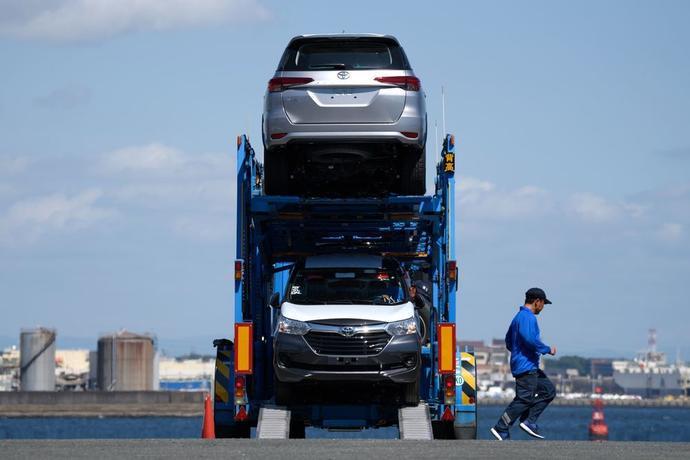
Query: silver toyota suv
262,34,427,196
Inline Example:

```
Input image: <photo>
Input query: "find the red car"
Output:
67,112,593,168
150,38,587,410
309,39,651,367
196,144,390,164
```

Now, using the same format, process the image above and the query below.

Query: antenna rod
442,85,446,137
434,120,439,164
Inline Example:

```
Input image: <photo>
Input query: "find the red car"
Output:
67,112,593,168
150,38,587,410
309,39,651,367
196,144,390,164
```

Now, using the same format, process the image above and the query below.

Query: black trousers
495,369,556,430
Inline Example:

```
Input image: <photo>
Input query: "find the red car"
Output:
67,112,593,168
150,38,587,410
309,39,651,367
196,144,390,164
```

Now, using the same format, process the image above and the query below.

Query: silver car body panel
263,34,426,150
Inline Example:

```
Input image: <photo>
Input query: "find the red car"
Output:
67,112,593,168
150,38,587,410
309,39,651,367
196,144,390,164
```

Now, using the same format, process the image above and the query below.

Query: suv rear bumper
263,103,426,150
273,332,420,384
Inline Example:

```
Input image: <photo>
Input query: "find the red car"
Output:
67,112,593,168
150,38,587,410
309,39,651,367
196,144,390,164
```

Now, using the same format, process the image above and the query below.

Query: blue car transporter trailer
212,135,477,439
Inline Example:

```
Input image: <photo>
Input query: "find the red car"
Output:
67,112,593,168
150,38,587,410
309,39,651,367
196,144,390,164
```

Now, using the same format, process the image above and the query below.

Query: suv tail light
374,76,421,91
268,77,314,92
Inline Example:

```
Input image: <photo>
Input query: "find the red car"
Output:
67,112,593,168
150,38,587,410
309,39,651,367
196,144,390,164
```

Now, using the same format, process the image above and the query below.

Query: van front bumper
273,332,420,384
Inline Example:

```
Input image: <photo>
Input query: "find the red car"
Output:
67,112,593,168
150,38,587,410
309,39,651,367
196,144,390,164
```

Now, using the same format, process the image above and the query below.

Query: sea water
1,406,689,441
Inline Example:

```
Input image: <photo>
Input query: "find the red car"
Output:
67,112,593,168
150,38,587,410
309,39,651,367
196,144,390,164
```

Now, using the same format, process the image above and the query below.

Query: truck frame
212,134,477,439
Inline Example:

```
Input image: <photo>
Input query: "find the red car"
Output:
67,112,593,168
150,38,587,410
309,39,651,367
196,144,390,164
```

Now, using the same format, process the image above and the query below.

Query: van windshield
286,267,407,305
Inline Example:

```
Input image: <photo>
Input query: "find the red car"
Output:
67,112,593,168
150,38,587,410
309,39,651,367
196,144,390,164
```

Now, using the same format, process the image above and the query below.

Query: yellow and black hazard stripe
214,348,232,404
460,352,477,405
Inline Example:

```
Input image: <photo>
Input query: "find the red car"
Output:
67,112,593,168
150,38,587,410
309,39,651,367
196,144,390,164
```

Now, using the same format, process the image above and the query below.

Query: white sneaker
490,427,510,441
519,422,545,439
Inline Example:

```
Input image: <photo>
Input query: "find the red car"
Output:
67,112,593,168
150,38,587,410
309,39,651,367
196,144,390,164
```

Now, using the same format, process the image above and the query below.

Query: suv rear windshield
279,39,410,71
286,265,408,305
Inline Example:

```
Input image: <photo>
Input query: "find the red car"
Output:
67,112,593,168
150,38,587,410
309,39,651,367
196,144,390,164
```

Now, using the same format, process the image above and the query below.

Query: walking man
491,287,557,440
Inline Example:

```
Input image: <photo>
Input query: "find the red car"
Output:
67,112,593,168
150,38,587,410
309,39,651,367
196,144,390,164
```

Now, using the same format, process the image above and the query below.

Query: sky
1,0,689,358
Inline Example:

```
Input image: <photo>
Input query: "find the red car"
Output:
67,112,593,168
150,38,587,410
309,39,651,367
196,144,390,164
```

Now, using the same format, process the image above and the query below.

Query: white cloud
457,176,551,220
569,192,621,223
173,214,231,241
657,223,683,242
0,189,115,246
0,0,270,42
100,143,187,174
96,143,234,240
98,143,231,178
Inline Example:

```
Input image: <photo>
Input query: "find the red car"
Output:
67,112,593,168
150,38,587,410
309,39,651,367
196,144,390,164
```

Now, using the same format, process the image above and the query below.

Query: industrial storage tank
97,331,155,391
20,328,56,391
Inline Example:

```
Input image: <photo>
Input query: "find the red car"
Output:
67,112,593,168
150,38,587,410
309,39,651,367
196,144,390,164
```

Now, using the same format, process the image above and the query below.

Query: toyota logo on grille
339,326,356,337
337,71,350,80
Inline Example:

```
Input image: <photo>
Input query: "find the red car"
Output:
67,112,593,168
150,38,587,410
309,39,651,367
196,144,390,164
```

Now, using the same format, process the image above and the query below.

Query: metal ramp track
256,406,291,439
398,403,433,440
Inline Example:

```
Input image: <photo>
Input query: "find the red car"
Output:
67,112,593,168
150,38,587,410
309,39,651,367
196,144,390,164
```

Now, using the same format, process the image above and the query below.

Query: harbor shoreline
0,392,689,417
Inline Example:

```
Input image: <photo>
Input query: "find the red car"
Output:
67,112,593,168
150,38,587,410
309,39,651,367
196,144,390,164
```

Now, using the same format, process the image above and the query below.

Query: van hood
281,301,414,323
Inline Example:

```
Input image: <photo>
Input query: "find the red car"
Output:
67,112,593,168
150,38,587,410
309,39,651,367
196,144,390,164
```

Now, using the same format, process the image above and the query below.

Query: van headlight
276,315,310,336
386,317,418,336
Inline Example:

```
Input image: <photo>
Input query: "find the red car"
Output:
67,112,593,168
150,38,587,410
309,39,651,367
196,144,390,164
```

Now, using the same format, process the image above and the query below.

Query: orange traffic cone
201,393,215,439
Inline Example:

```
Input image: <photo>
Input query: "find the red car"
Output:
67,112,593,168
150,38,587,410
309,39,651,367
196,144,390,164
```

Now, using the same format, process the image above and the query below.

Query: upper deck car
262,34,427,196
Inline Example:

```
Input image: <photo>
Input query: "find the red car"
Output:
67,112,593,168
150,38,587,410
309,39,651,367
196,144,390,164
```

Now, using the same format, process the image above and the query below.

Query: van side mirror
269,292,280,309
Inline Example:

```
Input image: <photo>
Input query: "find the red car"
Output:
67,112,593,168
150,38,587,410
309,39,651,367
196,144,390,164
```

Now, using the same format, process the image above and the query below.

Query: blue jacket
505,306,551,376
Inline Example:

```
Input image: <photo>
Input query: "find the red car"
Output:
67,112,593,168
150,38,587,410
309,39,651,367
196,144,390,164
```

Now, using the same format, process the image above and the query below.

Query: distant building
158,356,214,392
459,339,510,391
55,349,90,391
590,359,614,378
0,347,20,391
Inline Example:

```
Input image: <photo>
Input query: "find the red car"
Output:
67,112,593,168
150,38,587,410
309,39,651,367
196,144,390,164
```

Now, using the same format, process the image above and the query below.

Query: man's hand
549,346,557,356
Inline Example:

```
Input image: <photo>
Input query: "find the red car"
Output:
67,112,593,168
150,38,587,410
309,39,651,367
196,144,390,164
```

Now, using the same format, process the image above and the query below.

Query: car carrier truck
211,134,477,439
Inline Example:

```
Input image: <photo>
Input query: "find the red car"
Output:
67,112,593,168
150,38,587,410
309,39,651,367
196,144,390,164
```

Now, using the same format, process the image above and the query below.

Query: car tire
417,300,432,345
274,376,293,406
402,378,420,405
215,422,251,438
264,148,289,195
401,147,426,195
289,418,306,439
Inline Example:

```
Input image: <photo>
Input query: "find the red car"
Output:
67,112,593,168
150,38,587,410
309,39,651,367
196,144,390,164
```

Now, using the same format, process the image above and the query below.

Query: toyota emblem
339,326,355,336
337,71,350,80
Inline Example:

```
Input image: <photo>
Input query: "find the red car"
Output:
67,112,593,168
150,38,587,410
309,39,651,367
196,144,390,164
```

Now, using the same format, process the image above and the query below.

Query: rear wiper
310,63,347,70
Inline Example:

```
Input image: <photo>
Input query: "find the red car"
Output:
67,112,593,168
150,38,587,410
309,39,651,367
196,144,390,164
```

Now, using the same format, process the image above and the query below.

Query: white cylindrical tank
20,328,56,391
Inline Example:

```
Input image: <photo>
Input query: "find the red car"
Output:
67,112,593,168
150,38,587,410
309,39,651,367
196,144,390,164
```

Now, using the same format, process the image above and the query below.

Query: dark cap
525,287,552,304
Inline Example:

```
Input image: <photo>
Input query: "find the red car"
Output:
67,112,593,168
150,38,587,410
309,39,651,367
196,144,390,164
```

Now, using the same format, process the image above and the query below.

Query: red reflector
441,406,455,422
447,260,457,281
270,133,287,139
469,396,476,405
268,77,313,92
374,76,421,91
234,406,248,422
401,132,419,139
234,260,243,281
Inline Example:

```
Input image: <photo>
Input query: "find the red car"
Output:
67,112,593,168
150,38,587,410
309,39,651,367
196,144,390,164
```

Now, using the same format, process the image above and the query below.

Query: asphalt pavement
2,439,690,459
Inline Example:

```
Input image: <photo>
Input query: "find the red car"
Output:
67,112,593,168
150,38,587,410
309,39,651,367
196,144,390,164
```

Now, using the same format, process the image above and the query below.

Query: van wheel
264,148,289,195
274,376,293,406
401,147,426,195
289,418,306,439
402,379,420,405
418,303,431,345
215,422,251,438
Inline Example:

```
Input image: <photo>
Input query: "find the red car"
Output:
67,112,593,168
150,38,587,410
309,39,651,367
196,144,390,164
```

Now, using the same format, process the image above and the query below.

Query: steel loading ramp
398,403,433,440
256,406,291,439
